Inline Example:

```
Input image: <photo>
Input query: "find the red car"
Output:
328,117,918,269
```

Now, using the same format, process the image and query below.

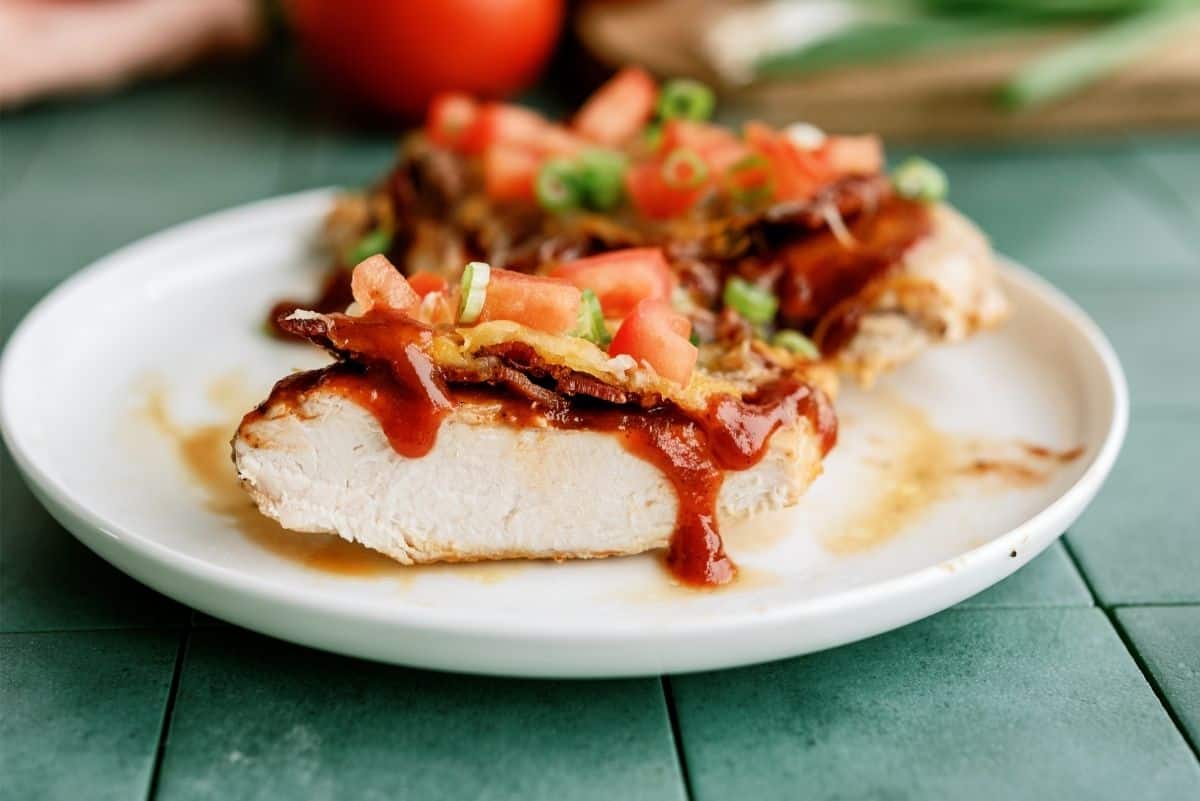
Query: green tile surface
1071,290,1200,411
0,628,181,801
1068,417,1200,605
278,126,397,193
155,628,685,801
671,608,1200,801
0,102,62,196
1129,138,1200,234
0,280,46,340
918,146,1198,289
1,444,187,632
0,74,291,286
955,542,1091,608
1116,606,1200,749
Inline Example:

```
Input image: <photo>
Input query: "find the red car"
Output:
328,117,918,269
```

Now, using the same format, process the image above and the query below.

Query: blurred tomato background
3,0,1200,139
288,0,565,118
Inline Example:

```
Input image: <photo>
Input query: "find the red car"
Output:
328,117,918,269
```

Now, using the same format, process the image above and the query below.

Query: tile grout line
1061,537,1200,760
660,676,697,801
144,623,192,801
1106,609,1200,760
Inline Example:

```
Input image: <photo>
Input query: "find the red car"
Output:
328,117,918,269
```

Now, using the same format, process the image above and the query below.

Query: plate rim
0,189,1129,672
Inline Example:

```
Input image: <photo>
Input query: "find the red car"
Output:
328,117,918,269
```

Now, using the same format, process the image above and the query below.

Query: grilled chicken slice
233,382,825,564
235,307,836,579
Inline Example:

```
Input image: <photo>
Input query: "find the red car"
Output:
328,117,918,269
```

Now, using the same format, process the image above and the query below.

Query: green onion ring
578,149,627,212
726,153,774,205
573,288,610,346
661,147,709,190
535,159,583,213
723,276,778,326
891,157,948,203
458,261,491,324
657,79,716,122
771,329,821,360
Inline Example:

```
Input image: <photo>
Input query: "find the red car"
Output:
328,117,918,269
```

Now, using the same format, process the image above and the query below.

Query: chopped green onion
573,289,610,346
578,149,627,211
1001,4,1198,110
344,228,392,266
891,157,948,203
657,79,716,122
641,123,663,150
726,153,774,205
661,147,709,190
771,330,821,360
723,277,778,325
689,330,701,347
458,261,491,324
754,17,1028,80
535,159,583,213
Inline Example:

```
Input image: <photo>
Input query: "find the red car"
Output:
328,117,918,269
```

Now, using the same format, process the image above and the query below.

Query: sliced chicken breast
233,387,825,564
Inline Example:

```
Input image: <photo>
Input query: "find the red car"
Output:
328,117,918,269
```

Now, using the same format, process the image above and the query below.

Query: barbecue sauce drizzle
773,197,933,353
250,313,837,587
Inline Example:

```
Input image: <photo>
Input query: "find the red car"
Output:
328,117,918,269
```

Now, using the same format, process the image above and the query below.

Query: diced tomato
625,161,706,220
350,255,420,313
550,247,675,318
483,144,541,202
477,269,583,333
535,124,586,157
573,67,658,147
420,290,458,326
822,134,884,176
458,103,535,153
408,271,450,297
660,120,748,173
608,299,698,385
744,121,834,203
426,92,479,151
460,103,548,154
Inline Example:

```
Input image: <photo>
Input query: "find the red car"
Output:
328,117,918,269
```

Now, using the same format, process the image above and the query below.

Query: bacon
441,358,566,410
478,342,638,406
275,314,632,410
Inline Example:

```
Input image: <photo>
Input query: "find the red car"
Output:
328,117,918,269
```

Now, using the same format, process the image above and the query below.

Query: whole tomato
289,0,564,117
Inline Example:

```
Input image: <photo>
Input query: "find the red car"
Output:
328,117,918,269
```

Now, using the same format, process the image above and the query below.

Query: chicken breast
833,203,1008,384
233,385,825,563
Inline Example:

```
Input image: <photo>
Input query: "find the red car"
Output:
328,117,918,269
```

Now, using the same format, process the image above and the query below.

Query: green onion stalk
749,0,1200,109
573,289,611,346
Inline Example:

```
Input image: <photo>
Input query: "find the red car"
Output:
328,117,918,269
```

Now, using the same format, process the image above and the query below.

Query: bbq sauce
255,313,836,587
246,314,453,458
775,197,933,353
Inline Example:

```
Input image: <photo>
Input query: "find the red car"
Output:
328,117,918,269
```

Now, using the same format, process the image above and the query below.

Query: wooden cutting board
577,0,1200,140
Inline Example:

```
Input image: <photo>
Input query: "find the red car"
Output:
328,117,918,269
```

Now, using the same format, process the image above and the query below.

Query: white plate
0,189,1126,678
